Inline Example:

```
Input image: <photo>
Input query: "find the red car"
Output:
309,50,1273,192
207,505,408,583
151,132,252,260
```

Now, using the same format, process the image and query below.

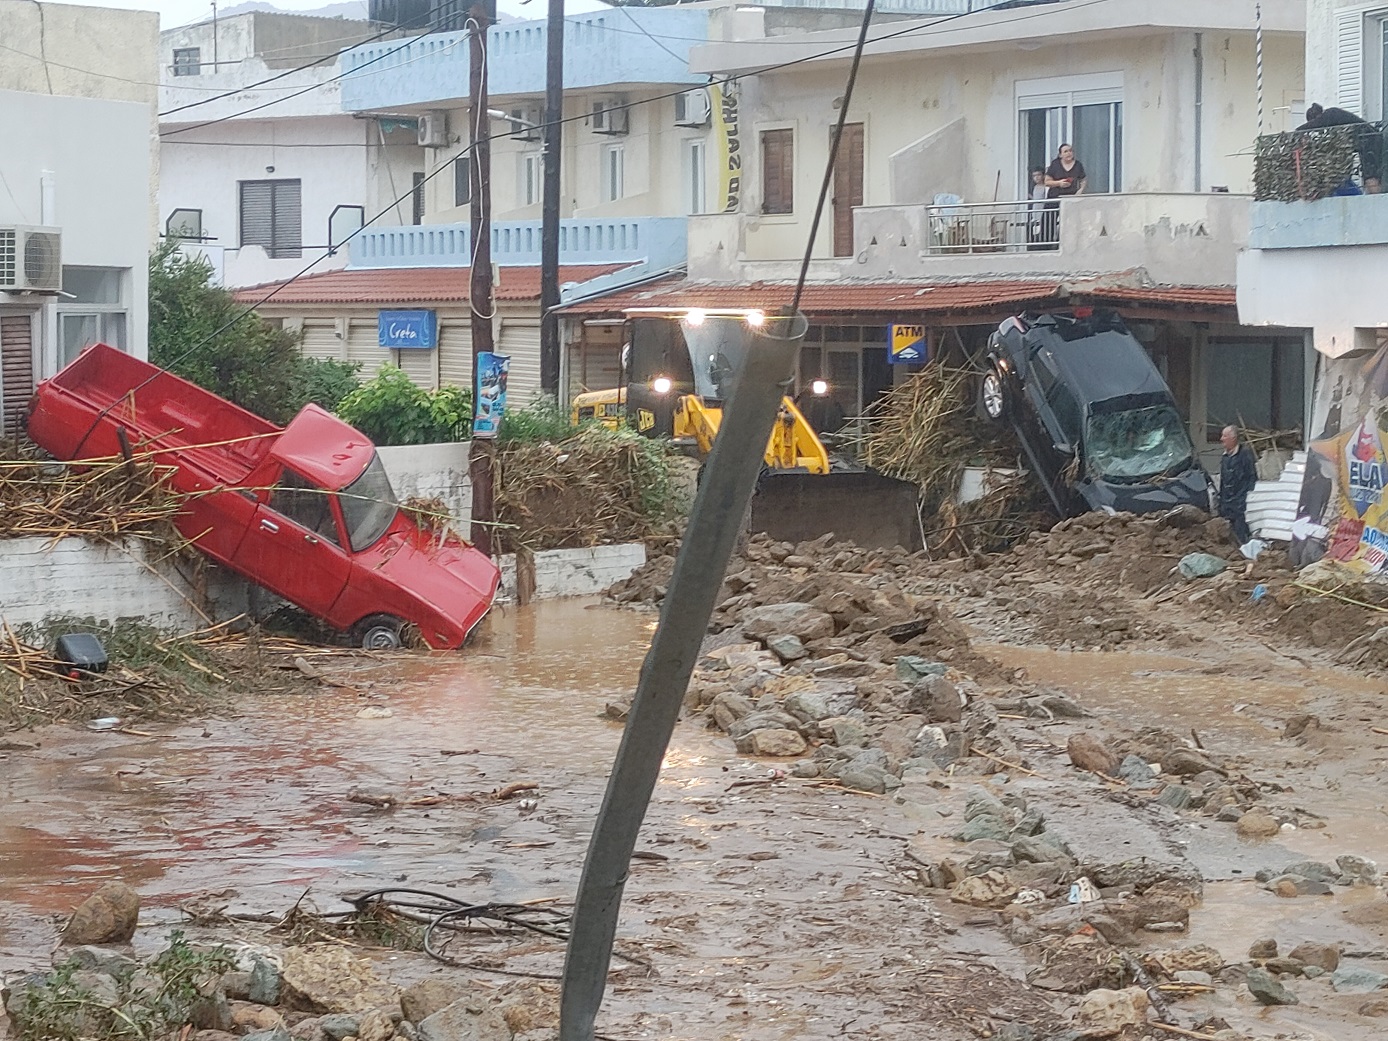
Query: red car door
231,467,352,617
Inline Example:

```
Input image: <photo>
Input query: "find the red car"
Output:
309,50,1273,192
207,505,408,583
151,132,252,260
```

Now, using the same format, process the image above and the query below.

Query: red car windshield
340,454,399,552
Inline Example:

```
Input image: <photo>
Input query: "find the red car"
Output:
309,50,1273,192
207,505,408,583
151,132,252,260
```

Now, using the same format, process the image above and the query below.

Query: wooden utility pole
539,0,564,394
468,0,496,556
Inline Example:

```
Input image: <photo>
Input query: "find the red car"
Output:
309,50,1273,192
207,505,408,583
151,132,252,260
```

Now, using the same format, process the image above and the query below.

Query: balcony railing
922,199,1059,255
1254,123,1387,202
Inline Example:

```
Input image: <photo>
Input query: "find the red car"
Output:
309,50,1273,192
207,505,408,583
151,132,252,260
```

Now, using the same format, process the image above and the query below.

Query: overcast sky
54,0,609,31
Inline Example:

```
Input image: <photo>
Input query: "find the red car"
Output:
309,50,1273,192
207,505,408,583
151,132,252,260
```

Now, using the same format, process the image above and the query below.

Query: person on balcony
1298,103,1382,194
1026,166,1050,250
1042,144,1086,244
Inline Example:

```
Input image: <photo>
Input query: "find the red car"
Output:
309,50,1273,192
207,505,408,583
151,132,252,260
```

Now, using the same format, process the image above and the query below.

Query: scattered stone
765,634,808,662
1280,860,1340,883
1264,956,1305,975
1338,854,1380,882
357,1007,396,1041
1173,970,1214,987
1358,996,1388,1017
401,982,470,1025
234,1003,289,1033
823,717,869,748
417,1000,511,1041
224,971,253,1002
737,728,808,757
1283,714,1319,739
54,946,138,975
243,1028,292,1041
192,989,236,1032
1156,785,1194,810
895,656,947,683
250,957,282,1006
1066,734,1118,777
1287,942,1340,971
1248,938,1278,960
710,692,755,731
1116,755,1159,788
908,675,962,723
836,761,892,795
280,948,400,1015
790,759,820,778
1246,967,1298,1006
1073,986,1148,1038
1264,874,1334,897
62,881,140,945
1160,748,1223,777
950,870,1018,908
1236,809,1281,840
1331,966,1388,993
740,603,835,644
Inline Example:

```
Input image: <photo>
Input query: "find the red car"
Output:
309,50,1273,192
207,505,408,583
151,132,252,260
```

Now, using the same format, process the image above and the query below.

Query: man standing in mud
1218,425,1257,544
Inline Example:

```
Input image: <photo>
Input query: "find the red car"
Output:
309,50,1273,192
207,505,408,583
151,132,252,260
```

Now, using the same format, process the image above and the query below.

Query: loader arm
675,394,830,474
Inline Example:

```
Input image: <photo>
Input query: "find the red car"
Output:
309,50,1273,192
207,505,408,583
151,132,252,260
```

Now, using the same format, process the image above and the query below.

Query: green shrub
335,366,472,446
497,396,585,444
293,358,362,414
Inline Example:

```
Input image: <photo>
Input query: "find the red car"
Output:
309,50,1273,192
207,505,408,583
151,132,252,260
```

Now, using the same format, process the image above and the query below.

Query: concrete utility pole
539,0,564,395
468,0,497,556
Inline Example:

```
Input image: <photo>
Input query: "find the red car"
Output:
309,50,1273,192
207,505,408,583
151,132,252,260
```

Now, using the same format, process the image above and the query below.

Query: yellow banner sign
711,81,741,213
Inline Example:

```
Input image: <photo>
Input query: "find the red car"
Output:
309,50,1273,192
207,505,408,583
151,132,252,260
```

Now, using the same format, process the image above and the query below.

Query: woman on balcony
1042,144,1087,246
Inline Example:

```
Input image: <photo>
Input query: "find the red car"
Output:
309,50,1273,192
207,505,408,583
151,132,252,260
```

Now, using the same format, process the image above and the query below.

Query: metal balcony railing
1254,122,1388,202
923,198,1062,255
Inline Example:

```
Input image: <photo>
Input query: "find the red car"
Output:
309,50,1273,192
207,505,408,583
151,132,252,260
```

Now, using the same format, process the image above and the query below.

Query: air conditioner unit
0,225,62,293
591,98,629,136
509,107,541,142
417,110,449,148
674,88,712,128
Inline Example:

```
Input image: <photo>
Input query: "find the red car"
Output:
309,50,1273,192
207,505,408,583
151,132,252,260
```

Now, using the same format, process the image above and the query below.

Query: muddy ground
3,514,1388,1041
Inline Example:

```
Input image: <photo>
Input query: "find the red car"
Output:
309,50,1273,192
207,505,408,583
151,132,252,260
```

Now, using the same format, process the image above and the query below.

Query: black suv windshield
1086,404,1194,482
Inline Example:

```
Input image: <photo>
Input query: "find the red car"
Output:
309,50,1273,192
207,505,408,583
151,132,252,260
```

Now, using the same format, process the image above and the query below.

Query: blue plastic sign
472,352,511,439
888,324,926,364
378,310,438,349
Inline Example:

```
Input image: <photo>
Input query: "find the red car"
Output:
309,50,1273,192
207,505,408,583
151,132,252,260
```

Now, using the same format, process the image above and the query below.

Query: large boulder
62,882,140,945
740,603,836,644
417,999,511,1041
280,947,401,1015
735,728,807,757
1073,987,1148,1037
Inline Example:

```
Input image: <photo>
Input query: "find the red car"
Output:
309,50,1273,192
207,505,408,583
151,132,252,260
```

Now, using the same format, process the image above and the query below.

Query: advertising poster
472,352,510,439
711,80,741,214
1290,341,1388,574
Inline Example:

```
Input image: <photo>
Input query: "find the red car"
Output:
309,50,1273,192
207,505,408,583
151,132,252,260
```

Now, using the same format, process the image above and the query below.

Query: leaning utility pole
539,0,564,395
468,0,497,556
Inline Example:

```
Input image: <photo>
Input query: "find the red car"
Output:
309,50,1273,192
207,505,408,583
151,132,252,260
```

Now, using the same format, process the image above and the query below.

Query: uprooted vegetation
0,452,182,544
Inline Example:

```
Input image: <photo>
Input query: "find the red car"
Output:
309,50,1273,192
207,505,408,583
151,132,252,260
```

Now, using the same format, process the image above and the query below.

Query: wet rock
1246,967,1298,1006
710,692,755,732
1067,734,1118,777
964,847,1016,876
837,762,891,795
765,634,808,662
737,728,807,758
68,970,119,1009
318,1014,361,1041
1156,785,1194,810
243,1028,292,1041
907,675,963,723
1073,986,1148,1038
54,945,138,976
1088,859,1197,892
1173,970,1214,987
1248,938,1278,960
740,603,835,644
1338,854,1380,882
1012,835,1075,866
1143,877,1204,908
62,881,140,945
224,970,253,1001
895,656,947,683
357,1007,396,1041
821,716,869,749
281,948,400,1015
1116,755,1159,789
950,870,1018,908
783,687,859,724
1284,943,1338,972
727,709,801,741
1264,874,1334,897
417,999,510,1041
1235,810,1281,840
234,1003,290,1033
1331,966,1388,993
964,789,1007,822
1160,748,1223,777
1280,860,1340,883
993,1025,1036,1041
957,815,1011,843
192,989,236,1032
1358,996,1388,1017
1264,956,1305,975
250,957,282,1006
1283,714,1319,739
790,759,820,778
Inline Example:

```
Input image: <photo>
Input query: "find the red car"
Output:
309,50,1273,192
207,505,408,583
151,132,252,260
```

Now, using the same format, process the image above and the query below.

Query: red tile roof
232,264,629,306
561,278,1066,317
1081,286,1237,308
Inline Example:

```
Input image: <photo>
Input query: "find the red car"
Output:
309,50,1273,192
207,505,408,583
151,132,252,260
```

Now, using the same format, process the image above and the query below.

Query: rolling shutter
1337,9,1366,114
1,313,34,438
239,179,302,259
346,318,388,375
439,321,473,390
497,317,542,409
394,344,437,389
300,319,341,361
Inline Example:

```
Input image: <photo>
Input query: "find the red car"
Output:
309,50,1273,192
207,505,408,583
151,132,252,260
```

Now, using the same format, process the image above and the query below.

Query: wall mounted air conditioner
417,110,450,147
591,97,629,136
674,88,712,128
509,107,541,142
0,225,62,293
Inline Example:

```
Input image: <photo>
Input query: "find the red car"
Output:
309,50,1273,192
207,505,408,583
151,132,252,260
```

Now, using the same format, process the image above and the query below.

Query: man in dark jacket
1219,425,1258,544
1298,103,1382,192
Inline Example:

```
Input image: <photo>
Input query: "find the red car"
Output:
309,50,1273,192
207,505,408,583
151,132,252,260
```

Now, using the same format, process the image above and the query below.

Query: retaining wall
377,441,472,526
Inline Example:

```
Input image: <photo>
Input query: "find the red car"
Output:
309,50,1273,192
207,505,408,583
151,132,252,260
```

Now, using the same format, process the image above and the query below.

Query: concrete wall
377,441,473,526
0,89,154,370
1237,244,1388,354
496,544,647,603
0,538,249,633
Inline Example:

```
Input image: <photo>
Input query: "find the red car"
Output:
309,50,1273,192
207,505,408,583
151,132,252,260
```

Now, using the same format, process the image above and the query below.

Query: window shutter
761,129,794,215
1337,9,1365,114
240,182,274,251
411,172,425,225
272,180,302,258
454,157,472,207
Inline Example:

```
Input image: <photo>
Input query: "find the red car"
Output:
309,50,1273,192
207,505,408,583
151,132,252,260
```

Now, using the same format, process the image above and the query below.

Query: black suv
978,309,1214,517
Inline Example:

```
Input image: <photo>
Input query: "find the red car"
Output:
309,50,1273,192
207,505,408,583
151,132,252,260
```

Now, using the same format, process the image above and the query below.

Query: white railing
924,199,1060,255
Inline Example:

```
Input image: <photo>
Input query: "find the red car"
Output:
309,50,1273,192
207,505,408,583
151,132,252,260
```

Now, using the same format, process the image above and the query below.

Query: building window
58,267,127,368
172,47,202,76
761,128,794,215
239,179,302,258
1017,75,1123,195
1205,337,1306,444
453,156,472,207
523,153,542,206
604,144,625,203
412,171,426,225
685,139,707,215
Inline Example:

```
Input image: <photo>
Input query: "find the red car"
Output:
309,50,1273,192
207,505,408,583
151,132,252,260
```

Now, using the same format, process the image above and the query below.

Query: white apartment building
0,1,159,435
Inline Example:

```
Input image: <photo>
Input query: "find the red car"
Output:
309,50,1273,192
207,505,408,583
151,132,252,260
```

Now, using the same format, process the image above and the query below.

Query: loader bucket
749,470,921,551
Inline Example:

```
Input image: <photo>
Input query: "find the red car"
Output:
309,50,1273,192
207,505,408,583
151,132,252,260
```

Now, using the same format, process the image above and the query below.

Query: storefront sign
712,80,741,214
472,352,510,438
378,310,437,349
888,324,926,364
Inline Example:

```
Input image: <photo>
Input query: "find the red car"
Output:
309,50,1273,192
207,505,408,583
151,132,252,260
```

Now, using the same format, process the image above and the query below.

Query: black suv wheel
978,366,1009,423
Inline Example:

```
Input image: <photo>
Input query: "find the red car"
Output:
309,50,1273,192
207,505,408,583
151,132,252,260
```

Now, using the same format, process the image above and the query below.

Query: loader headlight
651,376,674,395
811,379,829,396
746,309,765,327
684,308,706,327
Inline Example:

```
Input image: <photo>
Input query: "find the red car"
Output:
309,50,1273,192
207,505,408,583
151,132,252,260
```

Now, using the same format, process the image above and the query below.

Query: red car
28,344,499,649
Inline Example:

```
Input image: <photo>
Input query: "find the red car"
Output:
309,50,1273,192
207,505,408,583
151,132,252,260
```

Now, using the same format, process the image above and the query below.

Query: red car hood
365,531,500,645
